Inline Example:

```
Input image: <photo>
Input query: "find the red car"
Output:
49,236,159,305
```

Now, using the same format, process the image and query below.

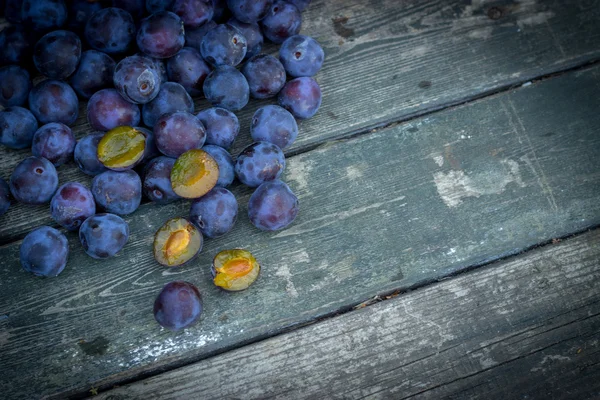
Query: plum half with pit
212,248,260,291
153,217,203,267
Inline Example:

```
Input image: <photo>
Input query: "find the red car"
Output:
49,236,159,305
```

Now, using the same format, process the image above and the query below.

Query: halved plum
153,217,203,267
97,126,146,171
170,149,219,198
212,248,260,291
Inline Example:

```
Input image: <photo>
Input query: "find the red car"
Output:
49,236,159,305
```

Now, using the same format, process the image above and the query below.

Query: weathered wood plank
2,64,600,400
97,229,600,400
3,0,600,243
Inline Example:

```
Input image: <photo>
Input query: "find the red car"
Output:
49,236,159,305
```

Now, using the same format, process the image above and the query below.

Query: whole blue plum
79,213,129,259
74,132,108,176
143,156,180,204
154,111,206,157
0,178,10,216
153,281,203,331
0,25,33,65
203,65,249,111
0,107,38,150
203,145,234,187
33,30,82,80
28,80,79,126
70,50,116,99
189,187,238,238
21,0,67,31
279,35,324,77
226,0,272,23
85,7,136,55
114,55,163,104
248,179,298,231
166,47,211,97
67,0,105,33
0,66,31,107
20,226,69,277
171,0,213,27
278,76,321,119
142,82,193,128
87,89,141,131
185,20,216,50
235,141,285,187
260,0,301,44
201,23,247,67
51,182,96,231
31,123,76,167
196,107,239,149
242,54,286,99
92,170,142,215
10,156,59,205
137,11,185,59
250,105,298,149
227,17,263,59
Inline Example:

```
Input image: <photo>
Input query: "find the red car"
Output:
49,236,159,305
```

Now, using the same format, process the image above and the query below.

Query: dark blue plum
74,132,108,176
136,126,161,162
4,0,23,23
155,111,206,157
212,0,229,22
20,226,69,277
0,66,31,107
10,156,59,205
260,0,301,44
250,105,298,149
31,122,76,167
51,182,96,231
28,80,79,126
146,0,174,14
22,0,67,31
92,170,142,215
85,7,136,55
114,55,163,104
67,0,105,33
79,213,129,259
0,25,32,65
288,0,310,11
166,47,211,97
242,54,286,99
0,107,38,149
138,54,169,84
278,76,321,119
200,23,247,67
34,30,82,80
154,281,203,331
87,89,141,131
235,141,285,187
70,50,116,99
184,20,216,50
112,0,146,19
0,178,10,216
248,179,298,231
189,187,237,238
142,82,193,128
203,65,249,111
143,156,180,204
227,18,263,59
203,145,234,187
279,34,324,77
196,107,239,149
137,11,185,59
226,0,272,23
172,0,213,27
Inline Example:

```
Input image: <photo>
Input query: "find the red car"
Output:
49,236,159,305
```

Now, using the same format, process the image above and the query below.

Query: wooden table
1,0,600,398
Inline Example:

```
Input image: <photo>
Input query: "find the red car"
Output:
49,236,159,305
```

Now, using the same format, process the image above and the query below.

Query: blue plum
92,170,142,215
0,178,10,216
196,107,239,149
79,213,129,259
142,82,193,128
278,76,321,119
67,0,105,33
250,105,298,149
242,54,286,99
137,11,185,59
136,126,161,162
70,50,116,99
87,89,141,131
51,182,96,231
153,281,203,331
21,0,68,31
171,0,213,27
85,7,136,54
248,179,298,231
33,30,82,80
154,111,206,157
166,47,211,97
0,65,31,107
0,25,32,65
31,122,76,167
10,156,58,205
279,34,324,77
189,186,237,238
260,0,301,44
203,144,234,187
200,23,247,67
235,141,285,187
226,0,272,23
143,156,180,204
203,65,249,111
20,226,69,277
74,132,108,176
113,55,163,104
0,106,38,149
28,80,79,126
184,20,216,50
227,17,263,59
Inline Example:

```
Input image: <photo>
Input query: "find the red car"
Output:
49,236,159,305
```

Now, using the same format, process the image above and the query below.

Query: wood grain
96,229,600,400
3,0,600,243
2,64,600,399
